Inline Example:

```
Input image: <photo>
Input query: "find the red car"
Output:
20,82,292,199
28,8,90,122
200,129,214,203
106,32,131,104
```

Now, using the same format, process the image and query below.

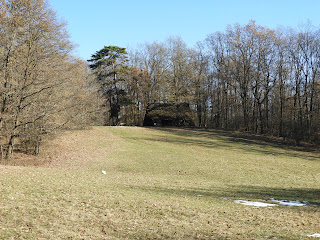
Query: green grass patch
1,126,319,239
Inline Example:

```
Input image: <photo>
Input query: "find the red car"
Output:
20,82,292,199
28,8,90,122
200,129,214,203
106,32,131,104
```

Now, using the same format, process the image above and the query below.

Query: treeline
0,0,99,160
90,20,320,144
1,0,319,162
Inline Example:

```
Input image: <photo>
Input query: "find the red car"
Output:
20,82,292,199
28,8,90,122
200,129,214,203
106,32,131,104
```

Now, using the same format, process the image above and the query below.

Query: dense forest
1,0,319,161
90,22,320,145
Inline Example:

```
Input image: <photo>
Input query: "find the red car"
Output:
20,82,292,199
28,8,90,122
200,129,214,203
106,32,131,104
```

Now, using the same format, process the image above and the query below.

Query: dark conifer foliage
88,46,130,125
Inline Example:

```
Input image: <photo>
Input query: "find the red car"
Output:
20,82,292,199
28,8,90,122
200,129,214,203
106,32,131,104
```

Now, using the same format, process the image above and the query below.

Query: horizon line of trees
90,20,320,144
1,0,319,163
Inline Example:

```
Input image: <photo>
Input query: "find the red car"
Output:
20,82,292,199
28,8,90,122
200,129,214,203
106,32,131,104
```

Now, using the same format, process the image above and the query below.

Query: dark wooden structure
143,103,195,127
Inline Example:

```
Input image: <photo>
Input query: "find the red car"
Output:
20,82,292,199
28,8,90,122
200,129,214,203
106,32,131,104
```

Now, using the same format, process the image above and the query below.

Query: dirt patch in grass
2,127,122,169
42,127,123,169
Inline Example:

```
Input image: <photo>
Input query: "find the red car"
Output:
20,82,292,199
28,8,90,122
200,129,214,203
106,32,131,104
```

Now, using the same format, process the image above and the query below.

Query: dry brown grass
1,126,319,239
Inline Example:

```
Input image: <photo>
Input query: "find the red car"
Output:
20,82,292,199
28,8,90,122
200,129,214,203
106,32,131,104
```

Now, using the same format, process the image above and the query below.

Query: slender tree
88,46,129,125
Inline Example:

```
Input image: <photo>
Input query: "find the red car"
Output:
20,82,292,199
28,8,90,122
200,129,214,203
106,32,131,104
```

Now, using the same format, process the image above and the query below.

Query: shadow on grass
230,185,320,206
142,127,320,161
132,184,320,207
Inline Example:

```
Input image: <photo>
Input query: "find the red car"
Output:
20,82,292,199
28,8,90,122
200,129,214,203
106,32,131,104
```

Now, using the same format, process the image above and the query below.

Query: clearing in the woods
0,126,319,239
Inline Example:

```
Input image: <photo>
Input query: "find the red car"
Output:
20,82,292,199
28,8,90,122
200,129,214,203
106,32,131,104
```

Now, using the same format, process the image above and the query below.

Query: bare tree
0,0,99,159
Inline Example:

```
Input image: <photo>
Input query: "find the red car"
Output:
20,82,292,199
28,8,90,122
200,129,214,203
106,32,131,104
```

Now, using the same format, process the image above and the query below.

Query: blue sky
49,0,320,60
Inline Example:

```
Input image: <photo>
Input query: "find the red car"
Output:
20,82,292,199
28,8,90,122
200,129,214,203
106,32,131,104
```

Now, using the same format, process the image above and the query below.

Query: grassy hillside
0,127,319,239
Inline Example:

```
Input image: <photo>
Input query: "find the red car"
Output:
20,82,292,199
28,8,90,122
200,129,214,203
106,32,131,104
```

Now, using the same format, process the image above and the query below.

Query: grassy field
0,126,319,239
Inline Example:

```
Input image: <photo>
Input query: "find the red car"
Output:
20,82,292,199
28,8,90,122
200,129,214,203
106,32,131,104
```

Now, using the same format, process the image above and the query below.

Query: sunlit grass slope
1,126,319,239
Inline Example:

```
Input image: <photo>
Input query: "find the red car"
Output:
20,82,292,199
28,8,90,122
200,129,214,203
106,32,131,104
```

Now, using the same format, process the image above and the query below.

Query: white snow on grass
234,198,311,208
234,200,277,208
270,198,309,207
307,233,320,238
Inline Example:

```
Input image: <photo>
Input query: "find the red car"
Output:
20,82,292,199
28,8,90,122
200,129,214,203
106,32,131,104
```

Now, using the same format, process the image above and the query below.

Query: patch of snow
270,198,309,207
307,233,320,238
234,200,277,208
101,170,106,174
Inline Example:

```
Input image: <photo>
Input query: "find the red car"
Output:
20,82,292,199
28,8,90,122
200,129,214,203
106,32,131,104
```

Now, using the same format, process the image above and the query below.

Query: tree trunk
5,135,15,159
